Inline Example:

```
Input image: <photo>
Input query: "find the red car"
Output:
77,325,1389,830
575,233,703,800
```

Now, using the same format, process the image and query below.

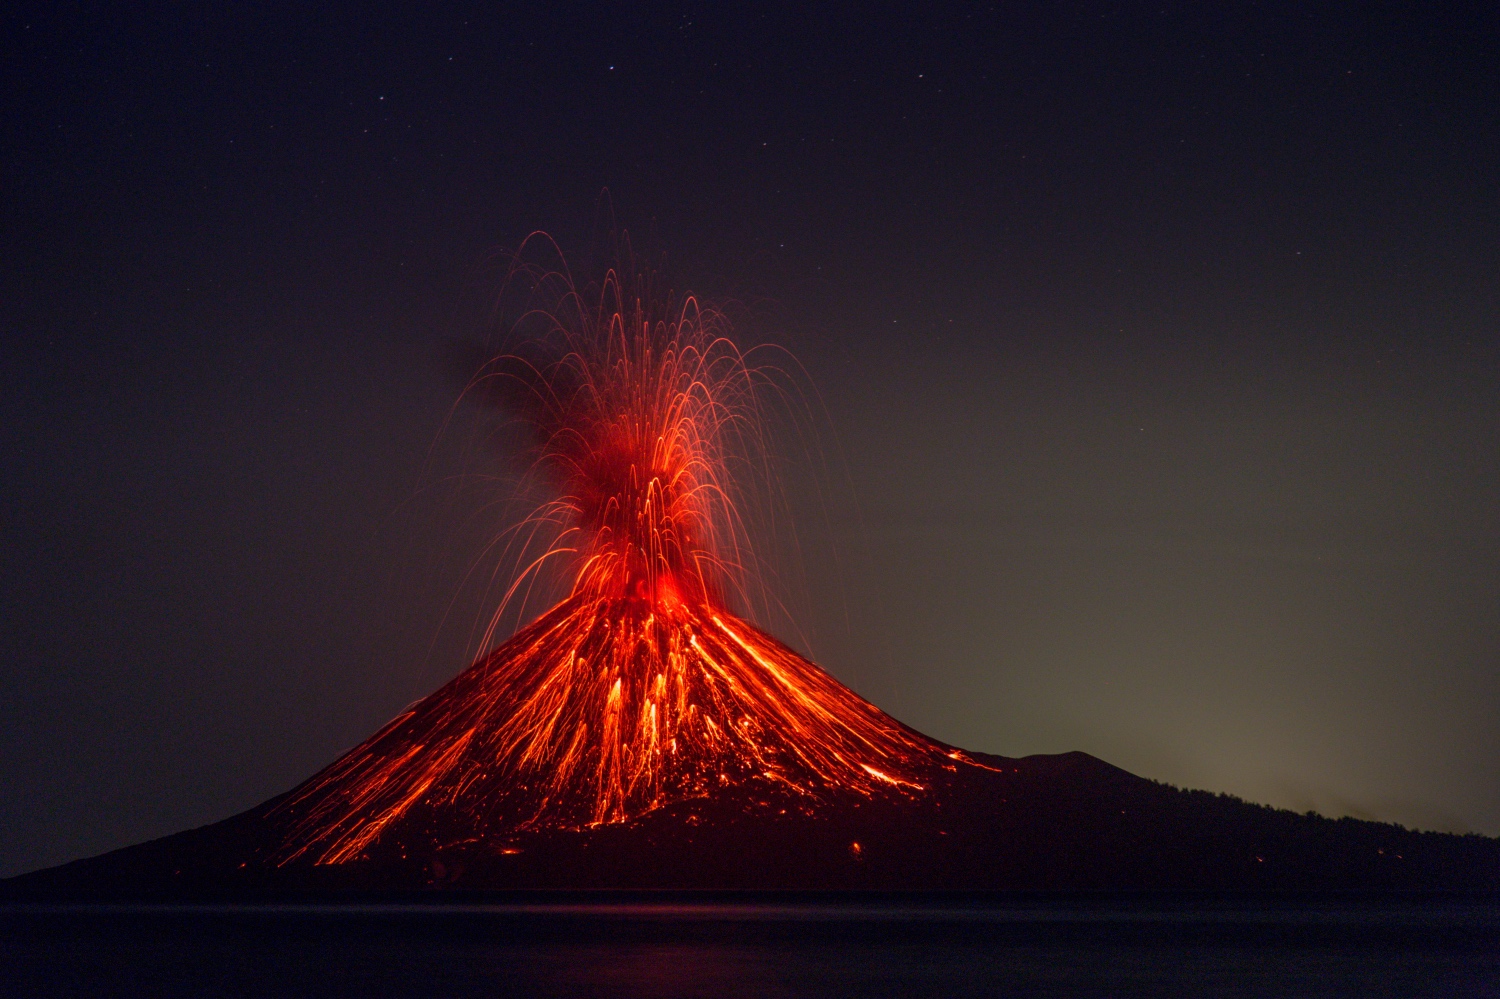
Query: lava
270,248,960,865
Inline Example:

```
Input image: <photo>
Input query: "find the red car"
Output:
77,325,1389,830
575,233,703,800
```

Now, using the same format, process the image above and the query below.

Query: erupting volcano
270,257,967,867
10,247,1498,897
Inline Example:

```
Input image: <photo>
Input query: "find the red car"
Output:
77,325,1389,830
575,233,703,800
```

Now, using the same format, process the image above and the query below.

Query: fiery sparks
270,245,960,865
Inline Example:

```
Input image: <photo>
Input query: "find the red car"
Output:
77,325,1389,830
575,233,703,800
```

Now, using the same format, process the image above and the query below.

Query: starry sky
3,4,1498,877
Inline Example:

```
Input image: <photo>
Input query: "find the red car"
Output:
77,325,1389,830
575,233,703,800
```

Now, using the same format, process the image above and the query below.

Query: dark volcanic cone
262,593,960,869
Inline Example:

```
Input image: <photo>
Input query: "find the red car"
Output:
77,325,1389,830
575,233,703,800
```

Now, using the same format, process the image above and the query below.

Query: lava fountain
270,249,965,866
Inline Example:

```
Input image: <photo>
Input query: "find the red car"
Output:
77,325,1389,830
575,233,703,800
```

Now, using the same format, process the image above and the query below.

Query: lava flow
270,258,961,866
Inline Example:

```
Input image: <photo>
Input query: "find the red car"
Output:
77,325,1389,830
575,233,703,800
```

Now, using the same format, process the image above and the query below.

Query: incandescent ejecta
270,246,976,866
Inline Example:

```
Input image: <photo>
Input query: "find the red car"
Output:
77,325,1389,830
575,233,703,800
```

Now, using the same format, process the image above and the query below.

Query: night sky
4,4,1498,877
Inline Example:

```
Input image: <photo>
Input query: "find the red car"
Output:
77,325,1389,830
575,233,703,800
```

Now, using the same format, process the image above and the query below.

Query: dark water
4,897,1497,997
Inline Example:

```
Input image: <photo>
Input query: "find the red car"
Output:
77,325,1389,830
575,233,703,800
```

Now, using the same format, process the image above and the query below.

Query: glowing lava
271,254,961,865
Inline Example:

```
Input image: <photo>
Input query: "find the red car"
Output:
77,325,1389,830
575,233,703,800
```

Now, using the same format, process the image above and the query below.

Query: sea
3,895,1496,997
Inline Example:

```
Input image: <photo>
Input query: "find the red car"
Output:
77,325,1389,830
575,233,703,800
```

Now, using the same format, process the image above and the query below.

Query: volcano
8,258,1498,897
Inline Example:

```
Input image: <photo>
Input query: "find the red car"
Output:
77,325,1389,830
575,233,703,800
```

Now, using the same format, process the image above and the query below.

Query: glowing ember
270,251,963,865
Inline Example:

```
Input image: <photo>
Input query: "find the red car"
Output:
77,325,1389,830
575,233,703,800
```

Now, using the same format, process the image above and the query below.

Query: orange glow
269,245,969,864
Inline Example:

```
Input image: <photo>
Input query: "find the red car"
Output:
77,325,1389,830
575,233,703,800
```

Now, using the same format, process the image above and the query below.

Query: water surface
5,897,1496,997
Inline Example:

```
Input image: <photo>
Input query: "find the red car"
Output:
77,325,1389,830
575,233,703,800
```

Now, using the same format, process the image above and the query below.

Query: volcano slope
8,601,1499,899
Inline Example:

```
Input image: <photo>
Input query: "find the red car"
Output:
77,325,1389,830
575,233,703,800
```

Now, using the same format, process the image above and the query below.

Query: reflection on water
4,899,1497,997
